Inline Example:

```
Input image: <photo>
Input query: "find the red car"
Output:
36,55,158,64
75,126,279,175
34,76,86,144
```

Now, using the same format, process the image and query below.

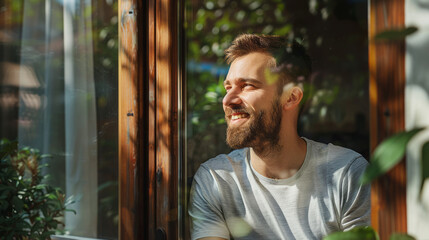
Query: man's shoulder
193,148,248,186
200,148,248,171
306,138,367,170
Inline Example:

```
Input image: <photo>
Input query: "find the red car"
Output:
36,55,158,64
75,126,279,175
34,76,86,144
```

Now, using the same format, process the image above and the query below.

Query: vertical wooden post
118,0,141,239
369,0,407,238
146,0,157,239
155,0,179,238
119,0,179,238
144,0,180,238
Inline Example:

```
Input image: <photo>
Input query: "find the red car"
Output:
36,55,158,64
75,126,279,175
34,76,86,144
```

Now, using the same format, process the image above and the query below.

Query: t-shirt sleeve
339,156,371,231
188,166,230,240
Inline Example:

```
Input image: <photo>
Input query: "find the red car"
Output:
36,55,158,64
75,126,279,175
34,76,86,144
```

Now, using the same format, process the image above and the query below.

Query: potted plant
0,139,74,240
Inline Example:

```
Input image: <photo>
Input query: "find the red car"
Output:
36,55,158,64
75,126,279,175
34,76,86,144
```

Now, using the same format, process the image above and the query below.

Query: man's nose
222,88,242,106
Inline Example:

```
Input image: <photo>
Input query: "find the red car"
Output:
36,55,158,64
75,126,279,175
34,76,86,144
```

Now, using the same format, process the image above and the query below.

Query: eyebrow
223,78,262,87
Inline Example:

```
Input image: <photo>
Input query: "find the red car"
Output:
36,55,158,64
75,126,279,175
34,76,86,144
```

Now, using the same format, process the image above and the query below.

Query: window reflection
0,0,118,239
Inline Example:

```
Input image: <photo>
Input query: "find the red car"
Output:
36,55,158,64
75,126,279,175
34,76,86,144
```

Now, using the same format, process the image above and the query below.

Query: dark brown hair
225,34,312,88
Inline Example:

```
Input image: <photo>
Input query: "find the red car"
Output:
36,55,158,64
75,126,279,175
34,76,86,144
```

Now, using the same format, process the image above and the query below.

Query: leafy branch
0,139,74,240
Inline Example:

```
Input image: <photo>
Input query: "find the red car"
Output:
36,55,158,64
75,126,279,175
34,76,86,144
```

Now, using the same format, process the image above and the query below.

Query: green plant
324,226,379,240
0,139,74,240
360,127,429,193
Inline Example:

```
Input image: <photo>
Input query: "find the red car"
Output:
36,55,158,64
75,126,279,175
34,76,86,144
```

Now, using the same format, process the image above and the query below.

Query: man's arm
188,166,231,240
340,156,371,230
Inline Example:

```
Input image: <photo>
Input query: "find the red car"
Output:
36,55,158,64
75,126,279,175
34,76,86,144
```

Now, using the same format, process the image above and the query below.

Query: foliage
0,139,74,240
421,141,429,196
360,128,426,184
389,233,417,240
374,26,418,41
323,226,379,240
3,0,120,237
361,127,429,199
324,226,417,240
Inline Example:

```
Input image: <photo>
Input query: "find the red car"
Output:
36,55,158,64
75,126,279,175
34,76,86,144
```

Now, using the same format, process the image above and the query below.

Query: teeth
231,114,247,120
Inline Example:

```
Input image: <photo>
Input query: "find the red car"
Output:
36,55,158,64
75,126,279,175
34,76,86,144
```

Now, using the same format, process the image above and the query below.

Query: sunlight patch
226,217,252,238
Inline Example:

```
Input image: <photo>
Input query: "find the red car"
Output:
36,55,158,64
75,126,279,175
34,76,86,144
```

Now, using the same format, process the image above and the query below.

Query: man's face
223,52,282,149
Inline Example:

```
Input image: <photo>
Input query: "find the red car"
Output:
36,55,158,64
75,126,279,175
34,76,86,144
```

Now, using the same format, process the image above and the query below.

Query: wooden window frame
118,0,181,239
118,0,408,239
369,0,407,238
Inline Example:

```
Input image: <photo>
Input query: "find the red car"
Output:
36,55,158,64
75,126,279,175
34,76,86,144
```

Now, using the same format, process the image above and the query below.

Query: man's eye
243,84,254,89
224,86,231,92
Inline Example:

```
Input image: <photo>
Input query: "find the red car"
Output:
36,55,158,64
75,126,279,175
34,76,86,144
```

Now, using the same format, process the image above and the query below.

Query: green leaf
374,26,418,41
361,128,425,184
273,24,292,36
40,154,52,159
42,230,56,239
65,208,77,215
46,193,58,200
48,219,58,228
390,233,416,240
64,195,76,206
420,141,429,199
323,226,379,240
35,184,48,190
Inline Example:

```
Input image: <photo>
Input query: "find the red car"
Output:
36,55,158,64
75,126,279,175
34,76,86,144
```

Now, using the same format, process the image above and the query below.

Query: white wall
405,0,429,239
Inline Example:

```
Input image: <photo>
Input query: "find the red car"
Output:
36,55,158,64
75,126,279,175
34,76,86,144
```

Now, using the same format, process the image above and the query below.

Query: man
188,34,370,240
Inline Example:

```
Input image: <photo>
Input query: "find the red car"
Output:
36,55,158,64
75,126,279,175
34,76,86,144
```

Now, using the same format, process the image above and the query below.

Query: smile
231,113,249,120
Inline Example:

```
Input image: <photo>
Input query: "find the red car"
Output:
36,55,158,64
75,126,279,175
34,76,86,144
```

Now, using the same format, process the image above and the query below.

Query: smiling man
188,34,370,240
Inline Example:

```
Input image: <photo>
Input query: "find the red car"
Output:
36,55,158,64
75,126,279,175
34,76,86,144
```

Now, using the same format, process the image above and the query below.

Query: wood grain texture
146,0,157,239
119,0,139,239
369,0,407,238
155,0,179,238
120,0,179,239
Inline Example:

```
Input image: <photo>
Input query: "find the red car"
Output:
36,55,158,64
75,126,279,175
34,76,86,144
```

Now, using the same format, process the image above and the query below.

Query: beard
225,98,282,151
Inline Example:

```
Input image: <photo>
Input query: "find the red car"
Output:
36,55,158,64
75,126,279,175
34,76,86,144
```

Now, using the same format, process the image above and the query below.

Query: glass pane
0,0,118,239
185,0,369,238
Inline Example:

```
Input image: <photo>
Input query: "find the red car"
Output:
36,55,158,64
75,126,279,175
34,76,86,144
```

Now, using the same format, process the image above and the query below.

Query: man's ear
281,86,303,110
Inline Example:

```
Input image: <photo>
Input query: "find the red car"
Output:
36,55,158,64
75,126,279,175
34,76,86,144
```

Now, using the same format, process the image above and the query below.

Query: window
2,0,415,239
0,0,118,239
184,0,369,238
185,0,370,176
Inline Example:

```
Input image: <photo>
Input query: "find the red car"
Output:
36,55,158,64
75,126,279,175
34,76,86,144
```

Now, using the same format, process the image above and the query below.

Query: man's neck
250,135,307,180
